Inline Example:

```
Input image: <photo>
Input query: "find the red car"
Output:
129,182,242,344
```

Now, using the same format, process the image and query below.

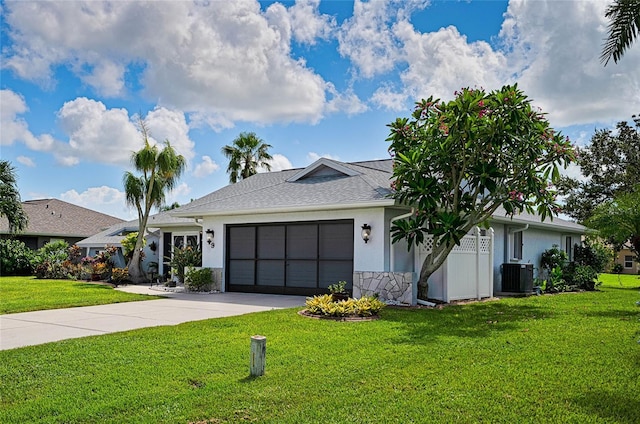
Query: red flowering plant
387,84,576,300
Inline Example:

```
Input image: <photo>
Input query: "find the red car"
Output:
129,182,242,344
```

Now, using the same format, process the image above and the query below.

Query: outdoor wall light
361,224,372,243
149,241,157,252
205,229,215,248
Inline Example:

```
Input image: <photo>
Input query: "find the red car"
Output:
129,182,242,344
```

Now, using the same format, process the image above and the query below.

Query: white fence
418,227,494,303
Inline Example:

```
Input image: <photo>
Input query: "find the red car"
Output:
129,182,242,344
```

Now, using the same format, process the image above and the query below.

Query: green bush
31,240,75,279
166,245,201,284
540,245,568,273
564,263,600,291
185,267,213,292
574,242,610,274
0,239,34,275
305,294,386,317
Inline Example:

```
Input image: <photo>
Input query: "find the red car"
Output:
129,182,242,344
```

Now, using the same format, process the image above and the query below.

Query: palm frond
601,0,640,65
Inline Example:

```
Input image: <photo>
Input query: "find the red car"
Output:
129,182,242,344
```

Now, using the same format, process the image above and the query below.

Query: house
76,210,202,279
0,199,124,251
613,244,638,275
162,158,588,304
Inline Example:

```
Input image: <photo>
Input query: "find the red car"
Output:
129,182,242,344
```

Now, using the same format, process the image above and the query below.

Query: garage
226,220,354,295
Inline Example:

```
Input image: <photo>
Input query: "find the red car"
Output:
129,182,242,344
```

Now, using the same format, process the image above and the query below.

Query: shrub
540,245,568,274
31,240,72,279
564,263,600,291
166,245,201,284
574,242,610,274
305,294,386,317
111,268,129,287
0,239,34,275
185,267,213,292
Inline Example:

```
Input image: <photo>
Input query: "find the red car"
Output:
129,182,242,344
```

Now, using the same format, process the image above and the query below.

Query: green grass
0,277,161,314
1,276,639,423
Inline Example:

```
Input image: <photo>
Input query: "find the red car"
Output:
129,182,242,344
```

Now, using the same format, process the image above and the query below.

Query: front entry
226,220,354,296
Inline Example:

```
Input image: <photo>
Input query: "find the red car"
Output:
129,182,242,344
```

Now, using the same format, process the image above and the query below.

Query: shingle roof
169,157,587,234
76,210,201,247
0,199,124,237
172,158,395,217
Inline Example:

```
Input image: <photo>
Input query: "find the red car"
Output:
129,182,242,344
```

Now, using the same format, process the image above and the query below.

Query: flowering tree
387,85,576,300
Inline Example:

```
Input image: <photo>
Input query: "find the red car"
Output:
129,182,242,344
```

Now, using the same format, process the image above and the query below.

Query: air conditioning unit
501,263,534,293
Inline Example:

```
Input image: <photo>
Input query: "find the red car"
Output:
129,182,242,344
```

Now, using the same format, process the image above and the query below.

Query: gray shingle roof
169,157,586,234
0,199,124,237
76,210,201,247
172,158,395,217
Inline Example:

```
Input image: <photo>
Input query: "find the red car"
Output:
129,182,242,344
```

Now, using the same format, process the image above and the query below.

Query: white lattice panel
479,236,491,253
419,235,434,254
452,235,477,253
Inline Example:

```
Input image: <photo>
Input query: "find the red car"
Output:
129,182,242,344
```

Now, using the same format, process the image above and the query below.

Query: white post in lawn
250,335,266,376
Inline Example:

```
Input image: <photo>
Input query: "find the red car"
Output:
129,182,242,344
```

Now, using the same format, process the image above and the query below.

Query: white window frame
508,229,524,261
624,255,633,269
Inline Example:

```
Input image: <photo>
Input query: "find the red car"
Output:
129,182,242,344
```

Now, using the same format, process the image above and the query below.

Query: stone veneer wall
211,267,223,292
353,271,414,305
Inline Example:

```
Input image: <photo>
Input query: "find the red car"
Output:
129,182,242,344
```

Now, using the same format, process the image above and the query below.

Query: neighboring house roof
0,198,124,238
172,158,395,218
76,210,200,247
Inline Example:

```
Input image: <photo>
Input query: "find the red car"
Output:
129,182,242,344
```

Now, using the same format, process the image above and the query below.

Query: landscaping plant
184,267,213,292
388,85,575,300
0,239,33,275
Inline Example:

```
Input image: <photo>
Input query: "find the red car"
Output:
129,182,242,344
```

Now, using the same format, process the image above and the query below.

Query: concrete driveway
0,286,305,351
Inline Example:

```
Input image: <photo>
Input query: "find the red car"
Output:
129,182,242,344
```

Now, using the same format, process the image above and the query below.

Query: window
512,231,523,260
564,236,575,261
624,255,633,268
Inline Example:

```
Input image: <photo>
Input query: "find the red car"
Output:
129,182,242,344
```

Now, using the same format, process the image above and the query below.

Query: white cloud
2,1,330,126
56,98,196,167
193,155,220,178
16,155,35,167
371,84,408,111
165,182,191,205
499,0,640,127
0,89,56,151
307,152,340,163
60,186,131,219
325,84,368,115
287,0,336,45
264,153,293,172
394,23,508,102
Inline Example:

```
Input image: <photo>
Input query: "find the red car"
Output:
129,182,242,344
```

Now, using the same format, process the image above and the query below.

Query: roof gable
287,158,360,182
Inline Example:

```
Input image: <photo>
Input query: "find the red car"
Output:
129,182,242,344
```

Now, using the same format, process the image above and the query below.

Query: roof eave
170,199,397,219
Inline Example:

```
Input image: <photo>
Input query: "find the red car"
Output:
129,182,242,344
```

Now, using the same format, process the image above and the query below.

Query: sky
1,0,639,220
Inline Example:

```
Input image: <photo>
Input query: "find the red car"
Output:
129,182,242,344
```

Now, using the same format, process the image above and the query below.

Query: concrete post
250,335,266,376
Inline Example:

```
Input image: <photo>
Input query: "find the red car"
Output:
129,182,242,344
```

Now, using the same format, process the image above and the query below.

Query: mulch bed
298,309,380,322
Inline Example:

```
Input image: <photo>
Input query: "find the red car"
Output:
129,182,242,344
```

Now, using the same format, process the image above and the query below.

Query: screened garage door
226,220,354,295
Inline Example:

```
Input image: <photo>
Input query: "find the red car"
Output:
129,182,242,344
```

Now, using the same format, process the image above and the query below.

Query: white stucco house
159,158,587,304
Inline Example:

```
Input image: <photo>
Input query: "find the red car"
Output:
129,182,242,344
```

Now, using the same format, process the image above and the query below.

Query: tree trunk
127,249,146,284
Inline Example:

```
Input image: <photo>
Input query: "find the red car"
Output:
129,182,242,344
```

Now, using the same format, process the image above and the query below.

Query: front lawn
1,276,638,423
0,277,161,314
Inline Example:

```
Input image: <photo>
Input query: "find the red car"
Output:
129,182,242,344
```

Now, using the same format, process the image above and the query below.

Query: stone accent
211,267,223,292
353,271,414,305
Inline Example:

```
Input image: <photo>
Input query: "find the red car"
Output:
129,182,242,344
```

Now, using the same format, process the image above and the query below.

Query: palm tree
0,160,28,233
123,119,186,282
601,0,640,65
221,132,273,183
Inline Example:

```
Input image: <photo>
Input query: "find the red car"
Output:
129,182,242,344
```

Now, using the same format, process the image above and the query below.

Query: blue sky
1,0,639,220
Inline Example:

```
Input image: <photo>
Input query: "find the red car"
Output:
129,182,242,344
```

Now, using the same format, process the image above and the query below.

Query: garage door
226,220,354,295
